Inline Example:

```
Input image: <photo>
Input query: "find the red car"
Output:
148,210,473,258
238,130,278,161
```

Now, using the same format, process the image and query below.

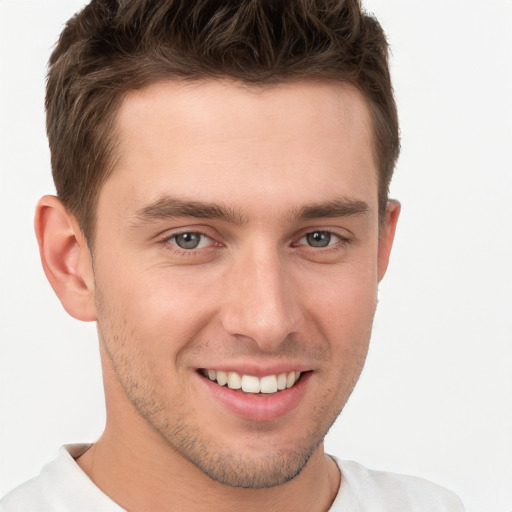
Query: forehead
102,79,377,220
115,79,374,159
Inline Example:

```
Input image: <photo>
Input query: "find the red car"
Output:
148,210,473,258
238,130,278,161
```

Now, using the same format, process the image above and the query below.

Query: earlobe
34,195,97,322
377,200,401,282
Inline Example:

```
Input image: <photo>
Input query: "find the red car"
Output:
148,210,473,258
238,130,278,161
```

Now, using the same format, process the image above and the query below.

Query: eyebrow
292,198,370,221
129,195,370,226
130,196,245,225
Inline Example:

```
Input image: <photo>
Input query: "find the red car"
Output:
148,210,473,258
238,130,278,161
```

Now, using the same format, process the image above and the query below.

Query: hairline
81,75,388,250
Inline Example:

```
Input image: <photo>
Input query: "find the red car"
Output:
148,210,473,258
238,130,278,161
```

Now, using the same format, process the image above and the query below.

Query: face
91,80,395,488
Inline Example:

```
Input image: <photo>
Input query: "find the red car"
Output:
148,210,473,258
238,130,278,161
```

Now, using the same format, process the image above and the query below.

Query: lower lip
197,372,312,422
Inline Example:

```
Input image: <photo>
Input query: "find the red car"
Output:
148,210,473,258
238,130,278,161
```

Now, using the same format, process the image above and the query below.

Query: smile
200,369,302,395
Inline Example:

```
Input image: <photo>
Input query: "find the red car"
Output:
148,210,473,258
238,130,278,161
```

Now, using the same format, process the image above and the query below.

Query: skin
35,80,399,512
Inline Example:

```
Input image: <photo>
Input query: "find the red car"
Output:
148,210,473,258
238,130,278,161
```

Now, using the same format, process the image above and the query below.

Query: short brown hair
46,0,399,243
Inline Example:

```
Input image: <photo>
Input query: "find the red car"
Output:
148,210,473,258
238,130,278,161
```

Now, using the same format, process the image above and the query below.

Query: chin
183,443,319,489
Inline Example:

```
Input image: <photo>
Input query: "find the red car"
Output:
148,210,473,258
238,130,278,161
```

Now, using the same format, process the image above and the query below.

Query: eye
299,230,340,248
170,232,211,250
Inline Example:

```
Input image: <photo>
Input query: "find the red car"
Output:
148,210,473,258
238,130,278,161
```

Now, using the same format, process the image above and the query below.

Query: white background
0,1,510,511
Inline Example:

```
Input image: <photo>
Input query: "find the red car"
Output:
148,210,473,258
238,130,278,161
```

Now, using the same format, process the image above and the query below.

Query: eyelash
294,230,348,250
159,230,218,256
158,228,351,256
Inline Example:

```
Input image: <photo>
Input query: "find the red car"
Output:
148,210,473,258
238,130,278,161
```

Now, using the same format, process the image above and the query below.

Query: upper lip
196,363,312,377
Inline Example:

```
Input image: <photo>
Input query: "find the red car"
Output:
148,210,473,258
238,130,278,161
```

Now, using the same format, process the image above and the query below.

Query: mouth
197,367,311,422
199,369,303,395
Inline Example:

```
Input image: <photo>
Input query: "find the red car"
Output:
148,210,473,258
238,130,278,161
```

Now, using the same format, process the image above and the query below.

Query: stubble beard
95,291,365,490
107,348,342,489
101,334,346,489
165,421,324,488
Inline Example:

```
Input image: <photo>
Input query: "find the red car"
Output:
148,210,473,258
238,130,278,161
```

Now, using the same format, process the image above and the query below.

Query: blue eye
302,231,339,248
171,232,210,250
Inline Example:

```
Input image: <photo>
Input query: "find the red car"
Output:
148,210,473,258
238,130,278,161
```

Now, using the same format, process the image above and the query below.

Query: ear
377,199,401,282
34,195,97,321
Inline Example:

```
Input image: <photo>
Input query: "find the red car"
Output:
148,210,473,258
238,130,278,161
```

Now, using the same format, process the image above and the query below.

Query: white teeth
260,375,278,394
277,373,287,390
216,370,228,386
227,371,242,390
205,369,302,394
242,375,260,393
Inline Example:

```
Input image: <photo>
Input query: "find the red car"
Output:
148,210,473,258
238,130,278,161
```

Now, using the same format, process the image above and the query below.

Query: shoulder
0,444,86,512
1,444,123,512
0,475,52,512
330,458,465,512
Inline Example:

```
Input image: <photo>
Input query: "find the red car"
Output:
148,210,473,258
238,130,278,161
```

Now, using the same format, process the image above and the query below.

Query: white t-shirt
0,444,465,511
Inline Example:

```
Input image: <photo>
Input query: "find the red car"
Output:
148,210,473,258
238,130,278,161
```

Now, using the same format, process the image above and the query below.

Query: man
0,1,464,510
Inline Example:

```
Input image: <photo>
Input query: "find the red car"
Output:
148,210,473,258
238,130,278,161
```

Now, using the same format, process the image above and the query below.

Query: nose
220,247,304,352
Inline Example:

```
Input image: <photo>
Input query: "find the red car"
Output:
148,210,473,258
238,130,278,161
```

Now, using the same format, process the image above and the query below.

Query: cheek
94,263,220,362
301,260,378,331
298,260,378,388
